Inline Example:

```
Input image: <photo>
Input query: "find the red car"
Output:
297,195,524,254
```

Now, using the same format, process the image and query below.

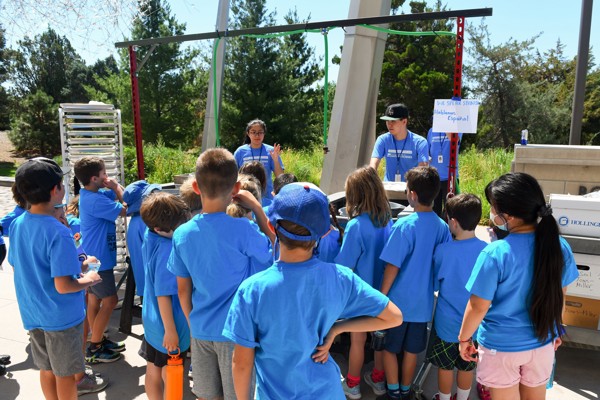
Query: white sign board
432,99,480,133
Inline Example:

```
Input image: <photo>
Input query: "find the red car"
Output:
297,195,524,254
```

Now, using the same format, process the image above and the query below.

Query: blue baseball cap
267,182,330,241
123,180,161,214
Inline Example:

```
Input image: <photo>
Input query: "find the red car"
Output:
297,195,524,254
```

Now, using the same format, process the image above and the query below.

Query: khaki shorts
30,322,85,377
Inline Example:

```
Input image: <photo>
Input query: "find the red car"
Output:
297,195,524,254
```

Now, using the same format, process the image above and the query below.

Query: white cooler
549,194,600,238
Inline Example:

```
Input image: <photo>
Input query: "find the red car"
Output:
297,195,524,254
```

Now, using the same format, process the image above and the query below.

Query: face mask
490,212,508,231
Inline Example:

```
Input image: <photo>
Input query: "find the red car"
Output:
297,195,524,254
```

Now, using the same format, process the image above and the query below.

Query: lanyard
392,136,408,174
251,145,264,162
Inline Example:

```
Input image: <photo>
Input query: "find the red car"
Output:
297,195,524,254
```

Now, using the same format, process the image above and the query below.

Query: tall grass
280,146,324,185
123,142,197,184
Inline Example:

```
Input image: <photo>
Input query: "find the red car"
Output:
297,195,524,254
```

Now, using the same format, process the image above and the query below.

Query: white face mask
490,212,508,231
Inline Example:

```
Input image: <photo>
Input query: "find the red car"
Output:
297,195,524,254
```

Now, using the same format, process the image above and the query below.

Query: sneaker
188,364,193,380
364,371,386,395
400,390,414,400
432,394,457,400
0,364,6,377
77,373,108,396
342,380,361,399
477,383,491,400
0,354,10,365
85,345,121,364
101,336,126,352
376,392,401,400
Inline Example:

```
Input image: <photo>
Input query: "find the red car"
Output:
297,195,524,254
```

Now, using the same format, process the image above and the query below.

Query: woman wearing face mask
233,119,284,205
458,172,579,400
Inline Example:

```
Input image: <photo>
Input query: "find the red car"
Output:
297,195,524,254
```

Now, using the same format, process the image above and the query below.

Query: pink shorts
476,342,555,388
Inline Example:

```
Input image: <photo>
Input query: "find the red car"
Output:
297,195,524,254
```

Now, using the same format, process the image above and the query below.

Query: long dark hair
485,172,564,341
243,119,267,145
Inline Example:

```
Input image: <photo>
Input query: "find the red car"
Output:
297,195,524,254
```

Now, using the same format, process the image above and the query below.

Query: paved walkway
0,185,599,399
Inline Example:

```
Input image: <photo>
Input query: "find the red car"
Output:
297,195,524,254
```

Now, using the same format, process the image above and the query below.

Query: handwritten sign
432,99,480,133
566,254,600,300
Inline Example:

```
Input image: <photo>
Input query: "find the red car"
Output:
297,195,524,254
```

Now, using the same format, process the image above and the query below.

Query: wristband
458,337,472,343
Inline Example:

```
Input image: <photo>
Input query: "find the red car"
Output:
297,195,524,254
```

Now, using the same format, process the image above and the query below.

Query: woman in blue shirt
458,173,578,400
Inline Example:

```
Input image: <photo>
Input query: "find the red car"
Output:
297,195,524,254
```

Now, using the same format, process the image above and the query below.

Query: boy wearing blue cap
10,157,106,398
168,148,273,400
74,156,127,363
123,180,161,298
223,182,403,400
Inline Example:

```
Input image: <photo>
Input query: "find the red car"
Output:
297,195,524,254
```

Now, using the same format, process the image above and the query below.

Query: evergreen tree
0,24,9,129
378,0,458,136
220,0,321,150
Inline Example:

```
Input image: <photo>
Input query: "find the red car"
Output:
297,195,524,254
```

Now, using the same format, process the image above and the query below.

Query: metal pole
129,46,145,179
202,0,230,151
569,0,593,145
447,16,464,196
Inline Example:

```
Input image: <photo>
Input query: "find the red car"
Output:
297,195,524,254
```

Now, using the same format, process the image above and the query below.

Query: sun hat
123,180,161,215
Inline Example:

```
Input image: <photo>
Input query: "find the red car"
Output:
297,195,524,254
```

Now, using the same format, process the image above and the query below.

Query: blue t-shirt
8,212,85,331
248,220,273,276
427,130,463,181
234,144,284,201
466,233,579,352
167,212,272,341
433,237,487,342
1,205,26,237
127,215,146,296
317,227,341,263
335,214,392,289
142,229,190,354
380,211,451,322
371,131,429,182
66,214,81,236
79,188,123,271
223,258,389,400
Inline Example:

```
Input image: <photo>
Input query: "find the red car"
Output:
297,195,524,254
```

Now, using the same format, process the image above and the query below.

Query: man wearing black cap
9,157,107,398
370,104,429,182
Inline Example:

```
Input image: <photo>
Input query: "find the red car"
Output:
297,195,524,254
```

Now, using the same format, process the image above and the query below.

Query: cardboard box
563,295,600,330
566,253,600,300
549,194,600,238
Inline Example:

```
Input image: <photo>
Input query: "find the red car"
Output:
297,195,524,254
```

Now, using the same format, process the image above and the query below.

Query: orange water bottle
165,348,183,400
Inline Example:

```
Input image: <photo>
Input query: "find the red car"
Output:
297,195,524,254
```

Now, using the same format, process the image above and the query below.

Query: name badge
395,174,402,182
438,155,444,163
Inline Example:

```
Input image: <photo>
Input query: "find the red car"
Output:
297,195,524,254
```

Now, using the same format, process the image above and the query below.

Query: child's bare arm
54,271,102,294
157,295,179,353
380,263,399,295
176,277,193,325
313,300,403,363
232,344,255,400
233,190,275,243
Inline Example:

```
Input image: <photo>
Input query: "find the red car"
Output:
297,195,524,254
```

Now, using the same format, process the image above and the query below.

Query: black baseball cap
15,157,70,193
381,103,409,121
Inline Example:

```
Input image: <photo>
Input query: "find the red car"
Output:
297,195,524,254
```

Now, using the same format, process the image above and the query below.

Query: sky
1,0,598,83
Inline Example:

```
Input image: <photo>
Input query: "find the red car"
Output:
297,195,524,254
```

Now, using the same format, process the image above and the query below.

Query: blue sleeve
371,135,386,158
223,285,260,348
334,219,363,270
433,246,443,292
341,270,389,319
154,246,178,297
244,224,272,269
380,222,414,269
167,235,191,278
427,129,433,153
234,147,244,168
465,249,499,301
50,225,82,278
560,238,579,287
93,192,123,221
416,138,429,163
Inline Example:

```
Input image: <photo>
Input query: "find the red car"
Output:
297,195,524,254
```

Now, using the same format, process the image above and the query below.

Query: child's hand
163,329,179,353
312,325,340,364
269,143,282,161
233,189,260,211
103,177,119,191
459,340,478,363
83,270,102,286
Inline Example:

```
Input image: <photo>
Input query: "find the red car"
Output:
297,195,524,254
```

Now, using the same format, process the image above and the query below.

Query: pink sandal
477,383,491,400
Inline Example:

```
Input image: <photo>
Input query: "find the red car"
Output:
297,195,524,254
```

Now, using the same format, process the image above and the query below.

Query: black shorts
427,332,477,372
138,337,189,368
384,322,428,354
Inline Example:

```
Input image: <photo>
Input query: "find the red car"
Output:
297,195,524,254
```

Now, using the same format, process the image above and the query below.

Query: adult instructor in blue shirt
370,103,429,182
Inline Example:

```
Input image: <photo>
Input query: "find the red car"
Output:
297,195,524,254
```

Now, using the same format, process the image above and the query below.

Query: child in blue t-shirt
223,182,403,400
335,166,393,398
429,194,487,400
75,156,127,363
167,148,274,400
139,191,191,399
380,166,452,400
0,183,27,266
10,157,105,398
123,180,161,297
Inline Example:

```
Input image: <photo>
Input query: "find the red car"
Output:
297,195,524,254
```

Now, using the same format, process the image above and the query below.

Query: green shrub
123,142,197,185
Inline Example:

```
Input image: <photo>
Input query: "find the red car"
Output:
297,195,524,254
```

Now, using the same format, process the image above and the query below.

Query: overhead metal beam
115,8,492,48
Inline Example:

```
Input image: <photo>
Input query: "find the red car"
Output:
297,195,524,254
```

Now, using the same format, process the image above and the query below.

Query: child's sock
346,373,360,388
387,383,401,399
438,392,451,400
400,384,411,394
371,368,385,383
456,387,471,400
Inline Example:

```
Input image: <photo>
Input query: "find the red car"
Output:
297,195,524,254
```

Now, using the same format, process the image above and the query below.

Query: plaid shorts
427,332,477,372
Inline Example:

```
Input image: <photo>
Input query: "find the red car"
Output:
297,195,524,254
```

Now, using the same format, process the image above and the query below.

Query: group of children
5,141,571,400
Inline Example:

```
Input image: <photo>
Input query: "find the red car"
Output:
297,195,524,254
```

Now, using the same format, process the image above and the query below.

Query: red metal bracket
447,16,464,195
129,46,145,180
